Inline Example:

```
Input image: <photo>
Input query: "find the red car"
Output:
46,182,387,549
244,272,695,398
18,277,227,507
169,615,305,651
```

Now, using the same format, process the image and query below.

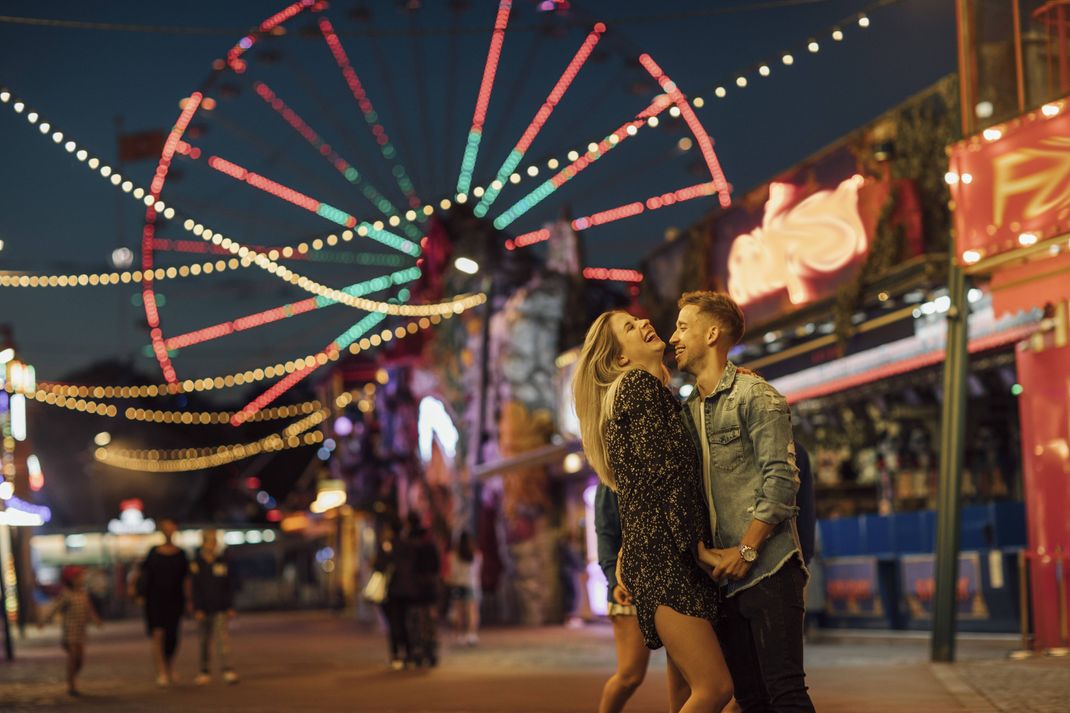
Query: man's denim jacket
681,361,805,597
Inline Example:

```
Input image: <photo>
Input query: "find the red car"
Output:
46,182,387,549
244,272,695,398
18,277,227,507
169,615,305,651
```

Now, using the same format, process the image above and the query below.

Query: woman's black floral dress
604,368,720,649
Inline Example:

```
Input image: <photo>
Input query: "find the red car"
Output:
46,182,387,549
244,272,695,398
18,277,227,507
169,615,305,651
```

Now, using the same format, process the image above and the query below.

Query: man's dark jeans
716,557,815,713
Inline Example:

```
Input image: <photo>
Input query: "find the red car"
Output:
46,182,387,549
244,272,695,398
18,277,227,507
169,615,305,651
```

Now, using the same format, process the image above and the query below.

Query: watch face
741,547,757,562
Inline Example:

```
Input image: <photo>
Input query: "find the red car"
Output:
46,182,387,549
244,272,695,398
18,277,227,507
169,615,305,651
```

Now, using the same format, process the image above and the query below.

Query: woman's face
609,313,664,366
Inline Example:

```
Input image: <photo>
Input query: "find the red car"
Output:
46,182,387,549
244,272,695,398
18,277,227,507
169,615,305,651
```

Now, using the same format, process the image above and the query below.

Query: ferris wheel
1,0,736,470
130,1,729,419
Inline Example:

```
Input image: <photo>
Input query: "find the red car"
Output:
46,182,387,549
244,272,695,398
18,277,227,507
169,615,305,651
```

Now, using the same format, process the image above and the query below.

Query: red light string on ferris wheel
162,266,421,351
637,54,730,209
317,17,421,209
142,92,203,386
505,181,718,250
203,155,420,256
224,0,315,74
473,22,605,217
456,0,513,196
251,81,421,240
493,95,670,230
582,268,644,283
231,309,432,426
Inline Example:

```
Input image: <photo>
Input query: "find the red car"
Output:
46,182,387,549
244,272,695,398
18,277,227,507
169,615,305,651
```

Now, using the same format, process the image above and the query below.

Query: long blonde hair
572,311,668,490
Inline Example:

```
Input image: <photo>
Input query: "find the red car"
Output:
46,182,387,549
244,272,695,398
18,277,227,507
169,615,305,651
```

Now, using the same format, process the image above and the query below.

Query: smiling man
670,291,814,713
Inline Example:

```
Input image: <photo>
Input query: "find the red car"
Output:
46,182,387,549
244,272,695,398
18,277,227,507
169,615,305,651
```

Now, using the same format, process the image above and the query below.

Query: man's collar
711,361,738,396
688,361,737,401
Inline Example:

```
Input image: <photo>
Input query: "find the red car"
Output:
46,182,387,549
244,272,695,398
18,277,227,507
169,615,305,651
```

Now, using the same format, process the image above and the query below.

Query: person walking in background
574,311,734,713
672,291,816,712
38,565,101,696
191,529,238,686
446,531,481,646
137,518,190,687
407,513,442,667
374,517,412,670
595,483,692,713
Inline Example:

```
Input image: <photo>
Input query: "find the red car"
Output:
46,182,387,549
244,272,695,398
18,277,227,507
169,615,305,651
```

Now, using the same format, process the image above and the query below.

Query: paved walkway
1,612,1066,711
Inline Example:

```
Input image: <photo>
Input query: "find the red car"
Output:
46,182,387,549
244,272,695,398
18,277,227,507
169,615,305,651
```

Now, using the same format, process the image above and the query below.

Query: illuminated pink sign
727,175,868,307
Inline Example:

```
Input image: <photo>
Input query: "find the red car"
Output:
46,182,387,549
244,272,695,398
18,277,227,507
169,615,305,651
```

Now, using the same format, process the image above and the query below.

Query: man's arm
710,382,800,581
746,382,801,526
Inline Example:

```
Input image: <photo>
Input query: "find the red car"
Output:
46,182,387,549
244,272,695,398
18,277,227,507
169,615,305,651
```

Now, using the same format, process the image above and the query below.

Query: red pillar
1016,333,1070,650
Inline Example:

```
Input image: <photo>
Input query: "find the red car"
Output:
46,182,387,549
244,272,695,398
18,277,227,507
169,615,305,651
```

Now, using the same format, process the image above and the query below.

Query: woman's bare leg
598,615,651,713
654,606,733,713
667,655,691,713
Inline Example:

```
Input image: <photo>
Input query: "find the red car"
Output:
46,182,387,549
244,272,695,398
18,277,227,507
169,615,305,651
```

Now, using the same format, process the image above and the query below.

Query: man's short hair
678,291,746,345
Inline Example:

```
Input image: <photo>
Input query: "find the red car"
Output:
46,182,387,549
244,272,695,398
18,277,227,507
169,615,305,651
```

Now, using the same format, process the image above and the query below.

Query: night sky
0,0,955,386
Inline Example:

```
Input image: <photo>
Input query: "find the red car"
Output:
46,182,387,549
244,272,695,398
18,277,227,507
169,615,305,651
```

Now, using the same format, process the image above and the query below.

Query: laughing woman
574,311,733,713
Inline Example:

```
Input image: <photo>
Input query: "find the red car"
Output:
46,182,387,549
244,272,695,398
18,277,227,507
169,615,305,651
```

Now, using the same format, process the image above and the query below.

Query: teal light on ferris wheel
474,24,605,217
457,0,513,196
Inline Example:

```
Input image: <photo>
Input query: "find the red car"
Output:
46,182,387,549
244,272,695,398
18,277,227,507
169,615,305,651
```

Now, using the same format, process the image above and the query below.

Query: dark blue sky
0,0,955,384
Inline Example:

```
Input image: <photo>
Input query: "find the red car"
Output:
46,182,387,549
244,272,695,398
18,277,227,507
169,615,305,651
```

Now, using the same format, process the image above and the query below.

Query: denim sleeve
744,382,801,525
593,485,621,589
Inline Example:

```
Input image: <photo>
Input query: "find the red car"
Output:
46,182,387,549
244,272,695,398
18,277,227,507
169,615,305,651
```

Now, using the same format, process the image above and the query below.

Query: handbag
363,569,390,604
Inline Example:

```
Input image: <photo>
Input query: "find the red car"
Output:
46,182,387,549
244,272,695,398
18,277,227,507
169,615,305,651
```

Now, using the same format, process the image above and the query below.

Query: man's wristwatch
738,544,758,563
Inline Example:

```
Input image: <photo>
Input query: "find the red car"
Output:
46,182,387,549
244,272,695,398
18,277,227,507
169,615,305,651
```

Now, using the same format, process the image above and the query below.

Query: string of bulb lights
0,88,488,320
14,387,323,424
39,310,451,399
0,256,251,287
94,408,329,472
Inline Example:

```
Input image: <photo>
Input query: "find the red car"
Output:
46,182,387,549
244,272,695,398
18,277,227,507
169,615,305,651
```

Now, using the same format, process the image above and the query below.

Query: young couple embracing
575,291,815,713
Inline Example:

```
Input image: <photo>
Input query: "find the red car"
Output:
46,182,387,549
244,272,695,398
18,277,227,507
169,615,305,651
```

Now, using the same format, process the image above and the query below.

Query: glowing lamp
455,257,480,275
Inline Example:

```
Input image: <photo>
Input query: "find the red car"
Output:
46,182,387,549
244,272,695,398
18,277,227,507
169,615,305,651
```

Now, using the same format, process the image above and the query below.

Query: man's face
669,304,716,375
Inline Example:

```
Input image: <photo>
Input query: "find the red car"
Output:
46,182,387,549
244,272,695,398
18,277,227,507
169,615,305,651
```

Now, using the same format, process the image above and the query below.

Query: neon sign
727,175,867,307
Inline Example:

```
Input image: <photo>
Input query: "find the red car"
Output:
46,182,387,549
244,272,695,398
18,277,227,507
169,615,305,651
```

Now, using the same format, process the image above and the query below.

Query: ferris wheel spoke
252,79,420,238
441,8,463,193
409,10,436,198
456,0,513,196
162,266,421,351
142,90,205,385
492,95,669,230
505,181,719,251
637,53,731,208
474,23,605,217
192,110,378,229
153,234,409,269
281,48,407,213
317,16,422,209
362,16,426,201
203,153,420,255
478,28,547,190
